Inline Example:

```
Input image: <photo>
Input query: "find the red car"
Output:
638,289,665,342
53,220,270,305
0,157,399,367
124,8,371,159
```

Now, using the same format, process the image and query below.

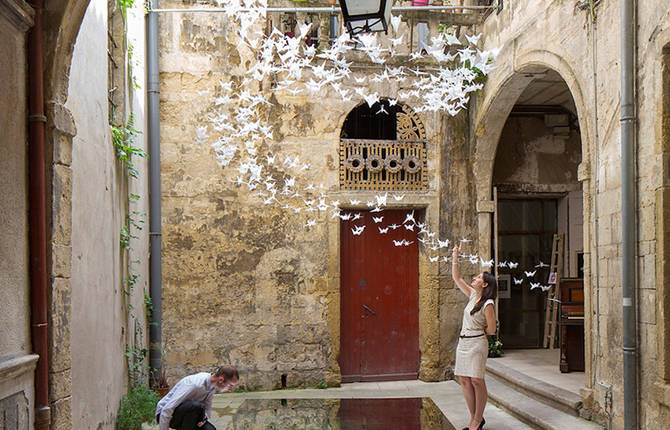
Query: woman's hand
452,244,460,261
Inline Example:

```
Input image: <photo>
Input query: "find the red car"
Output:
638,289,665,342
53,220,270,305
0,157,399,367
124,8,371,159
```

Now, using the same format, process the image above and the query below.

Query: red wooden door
340,210,420,382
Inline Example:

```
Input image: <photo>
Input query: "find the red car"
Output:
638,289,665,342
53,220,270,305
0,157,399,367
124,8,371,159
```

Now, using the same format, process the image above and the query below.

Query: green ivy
111,113,147,179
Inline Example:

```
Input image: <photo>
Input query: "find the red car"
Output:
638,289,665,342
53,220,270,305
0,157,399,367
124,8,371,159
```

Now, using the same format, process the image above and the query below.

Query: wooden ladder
543,233,564,349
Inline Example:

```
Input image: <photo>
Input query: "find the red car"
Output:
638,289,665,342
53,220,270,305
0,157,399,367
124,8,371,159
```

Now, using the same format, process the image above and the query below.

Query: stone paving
144,380,534,429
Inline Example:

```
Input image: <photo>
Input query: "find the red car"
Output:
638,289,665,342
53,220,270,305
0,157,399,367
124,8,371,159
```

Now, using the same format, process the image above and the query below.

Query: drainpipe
147,1,163,380
27,0,51,428
620,0,638,428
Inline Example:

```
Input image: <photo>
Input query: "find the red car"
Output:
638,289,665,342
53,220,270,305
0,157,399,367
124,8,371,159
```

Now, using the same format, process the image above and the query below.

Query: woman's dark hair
470,271,498,315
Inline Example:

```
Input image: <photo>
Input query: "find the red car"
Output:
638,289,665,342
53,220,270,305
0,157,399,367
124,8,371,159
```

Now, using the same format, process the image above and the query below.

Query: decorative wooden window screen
340,105,427,191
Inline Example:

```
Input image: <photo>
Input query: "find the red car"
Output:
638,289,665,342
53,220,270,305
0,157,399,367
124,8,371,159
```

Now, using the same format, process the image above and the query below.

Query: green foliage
111,113,147,179
488,337,504,358
463,59,488,85
116,385,159,430
120,225,132,250
125,342,149,387
314,381,328,389
144,291,158,326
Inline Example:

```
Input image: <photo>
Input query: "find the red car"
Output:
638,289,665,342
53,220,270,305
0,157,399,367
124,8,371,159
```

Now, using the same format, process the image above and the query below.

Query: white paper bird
513,278,523,285
465,33,482,45
378,227,389,234
373,216,384,223
351,225,365,235
524,270,537,278
530,282,541,290
535,261,549,268
480,258,494,268
350,199,361,205
508,262,519,269
390,15,402,33
393,194,405,201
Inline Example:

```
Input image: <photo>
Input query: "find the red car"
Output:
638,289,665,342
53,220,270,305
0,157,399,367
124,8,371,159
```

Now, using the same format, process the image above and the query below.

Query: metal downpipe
620,0,638,428
27,0,51,427
147,4,163,380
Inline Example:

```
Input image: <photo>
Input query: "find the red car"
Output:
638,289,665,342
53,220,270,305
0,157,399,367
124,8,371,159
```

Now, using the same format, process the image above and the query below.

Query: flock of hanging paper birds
191,0,555,292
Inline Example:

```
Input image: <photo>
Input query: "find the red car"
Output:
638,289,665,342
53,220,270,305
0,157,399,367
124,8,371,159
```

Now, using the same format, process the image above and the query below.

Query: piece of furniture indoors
559,278,584,372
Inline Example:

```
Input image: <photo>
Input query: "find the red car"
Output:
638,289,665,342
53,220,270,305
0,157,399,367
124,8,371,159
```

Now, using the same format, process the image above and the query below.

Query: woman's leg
459,376,476,420
469,377,488,428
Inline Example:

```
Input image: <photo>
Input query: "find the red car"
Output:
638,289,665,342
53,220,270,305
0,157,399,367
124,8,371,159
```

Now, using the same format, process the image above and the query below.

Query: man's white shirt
155,372,215,430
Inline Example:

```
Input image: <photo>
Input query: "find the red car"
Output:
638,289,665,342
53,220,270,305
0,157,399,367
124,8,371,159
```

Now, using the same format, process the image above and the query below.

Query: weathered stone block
48,368,71,402
49,277,71,373
47,102,76,138
51,245,71,278
51,165,72,246
49,396,71,430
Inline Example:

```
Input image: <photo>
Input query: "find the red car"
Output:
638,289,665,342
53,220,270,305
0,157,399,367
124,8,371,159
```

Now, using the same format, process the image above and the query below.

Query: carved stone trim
0,355,39,381
396,105,426,142
340,139,427,190
0,0,34,32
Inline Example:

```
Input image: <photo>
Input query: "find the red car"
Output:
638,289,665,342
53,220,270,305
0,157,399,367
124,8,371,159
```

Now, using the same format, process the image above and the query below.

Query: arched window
339,100,427,190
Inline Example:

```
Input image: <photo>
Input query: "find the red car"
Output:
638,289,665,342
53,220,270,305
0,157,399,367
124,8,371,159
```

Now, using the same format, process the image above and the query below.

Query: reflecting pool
211,397,456,429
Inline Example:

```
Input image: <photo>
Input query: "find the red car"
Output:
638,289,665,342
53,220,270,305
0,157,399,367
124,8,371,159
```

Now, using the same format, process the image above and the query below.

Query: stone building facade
157,0,473,389
157,1,670,429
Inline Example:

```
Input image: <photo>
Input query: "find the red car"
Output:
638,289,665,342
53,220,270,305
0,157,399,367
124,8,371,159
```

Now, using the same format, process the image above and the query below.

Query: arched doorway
490,67,586,389
338,99,423,382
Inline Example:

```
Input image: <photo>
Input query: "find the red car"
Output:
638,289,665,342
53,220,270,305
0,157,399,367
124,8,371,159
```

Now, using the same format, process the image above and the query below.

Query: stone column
46,102,76,430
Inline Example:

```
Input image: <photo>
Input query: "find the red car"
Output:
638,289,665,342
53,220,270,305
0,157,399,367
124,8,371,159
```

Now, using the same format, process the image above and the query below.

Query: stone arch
473,50,591,204
40,0,91,428
471,49,594,383
340,99,426,141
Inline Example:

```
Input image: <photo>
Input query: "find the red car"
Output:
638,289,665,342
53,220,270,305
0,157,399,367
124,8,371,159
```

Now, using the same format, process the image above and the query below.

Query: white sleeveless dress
454,293,495,379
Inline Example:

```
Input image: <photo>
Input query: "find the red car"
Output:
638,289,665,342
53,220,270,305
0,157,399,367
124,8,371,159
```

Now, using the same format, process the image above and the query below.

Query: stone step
486,358,582,416
485,373,603,430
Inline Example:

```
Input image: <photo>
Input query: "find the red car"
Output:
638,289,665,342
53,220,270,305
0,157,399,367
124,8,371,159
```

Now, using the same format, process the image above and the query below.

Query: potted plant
151,349,170,397
151,363,170,397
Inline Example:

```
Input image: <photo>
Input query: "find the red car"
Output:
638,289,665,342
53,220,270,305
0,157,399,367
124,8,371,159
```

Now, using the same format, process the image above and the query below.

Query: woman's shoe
478,417,486,429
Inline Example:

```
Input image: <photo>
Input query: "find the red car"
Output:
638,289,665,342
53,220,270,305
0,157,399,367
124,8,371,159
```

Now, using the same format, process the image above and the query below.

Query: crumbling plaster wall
493,116,582,192
475,1,670,428
65,0,150,428
158,2,476,389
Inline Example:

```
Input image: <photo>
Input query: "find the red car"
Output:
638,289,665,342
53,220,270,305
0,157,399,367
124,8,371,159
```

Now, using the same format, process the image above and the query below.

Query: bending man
156,366,239,430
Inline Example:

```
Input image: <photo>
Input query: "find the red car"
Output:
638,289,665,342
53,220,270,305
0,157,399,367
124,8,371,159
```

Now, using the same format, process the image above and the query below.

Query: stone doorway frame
471,52,594,396
326,103,442,384
40,0,92,427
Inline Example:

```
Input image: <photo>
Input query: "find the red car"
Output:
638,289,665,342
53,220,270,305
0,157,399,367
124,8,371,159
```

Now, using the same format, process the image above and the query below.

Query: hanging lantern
338,0,391,36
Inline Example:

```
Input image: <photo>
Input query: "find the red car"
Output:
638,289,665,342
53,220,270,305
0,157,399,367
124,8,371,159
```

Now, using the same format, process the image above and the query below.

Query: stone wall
0,2,38,428
475,1,670,428
158,0,478,389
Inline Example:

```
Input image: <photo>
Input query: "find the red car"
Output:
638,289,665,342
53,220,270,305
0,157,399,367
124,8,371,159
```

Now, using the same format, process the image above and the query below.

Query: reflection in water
213,398,455,430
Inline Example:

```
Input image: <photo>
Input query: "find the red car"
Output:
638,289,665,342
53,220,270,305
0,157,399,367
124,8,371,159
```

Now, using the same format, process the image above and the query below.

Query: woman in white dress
451,245,497,430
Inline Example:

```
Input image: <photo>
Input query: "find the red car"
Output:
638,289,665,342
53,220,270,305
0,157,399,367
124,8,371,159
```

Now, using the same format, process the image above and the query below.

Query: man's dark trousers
158,401,216,430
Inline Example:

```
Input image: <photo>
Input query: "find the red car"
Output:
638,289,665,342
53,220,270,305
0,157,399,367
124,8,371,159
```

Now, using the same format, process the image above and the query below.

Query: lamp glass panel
345,0,381,15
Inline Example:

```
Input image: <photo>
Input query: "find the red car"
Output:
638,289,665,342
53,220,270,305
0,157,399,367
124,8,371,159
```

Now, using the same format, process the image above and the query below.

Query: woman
451,245,497,430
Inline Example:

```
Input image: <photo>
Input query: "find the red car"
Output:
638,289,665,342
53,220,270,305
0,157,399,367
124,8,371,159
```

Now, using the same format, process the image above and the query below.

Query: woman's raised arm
452,245,474,298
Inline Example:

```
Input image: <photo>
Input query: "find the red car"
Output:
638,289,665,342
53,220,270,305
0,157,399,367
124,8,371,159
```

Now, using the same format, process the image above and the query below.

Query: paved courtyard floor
144,379,533,429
